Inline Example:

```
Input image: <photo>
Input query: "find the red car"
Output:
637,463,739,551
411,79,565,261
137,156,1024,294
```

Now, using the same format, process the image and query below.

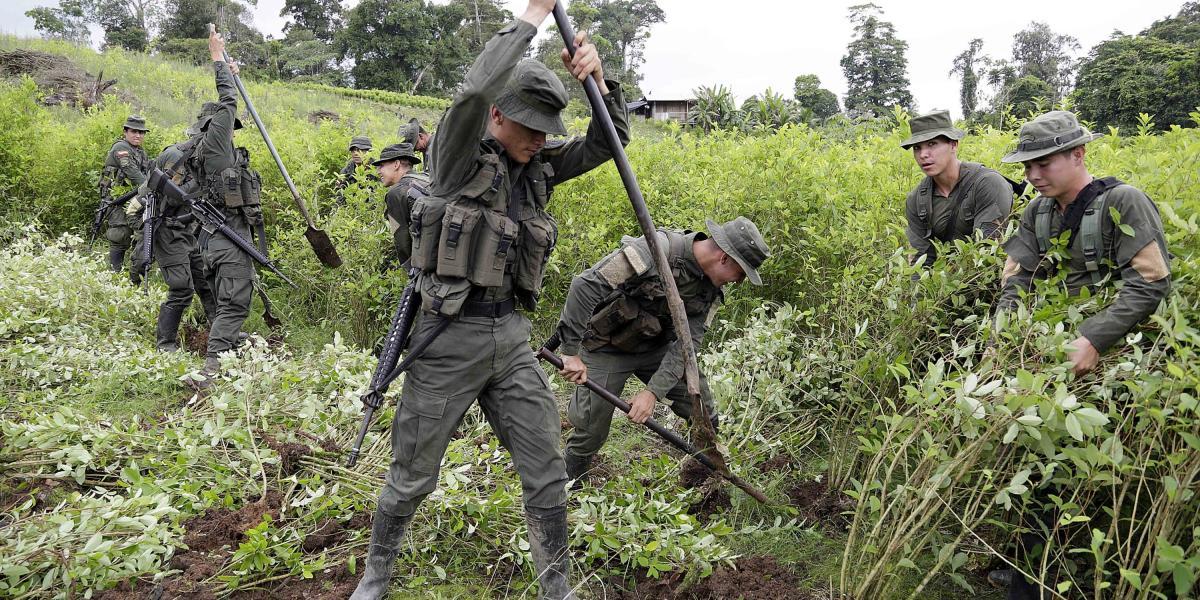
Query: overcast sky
4,0,1190,119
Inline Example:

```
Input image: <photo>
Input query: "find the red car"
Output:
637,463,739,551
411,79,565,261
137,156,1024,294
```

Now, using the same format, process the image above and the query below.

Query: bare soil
788,479,854,532
603,556,810,599
231,561,361,599
679,456,731,519
260,433,312,477
181,323,208,357
181,490,284,553
301,512,371,553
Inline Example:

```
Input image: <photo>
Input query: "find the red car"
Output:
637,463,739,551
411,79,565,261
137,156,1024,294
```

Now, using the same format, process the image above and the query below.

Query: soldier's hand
519,0,555,26
559,354,588,385
561,32,609,94
1067,335,1099,376
627,389,655,424
228,61,240,76
207,25,225,62
125,196,143,217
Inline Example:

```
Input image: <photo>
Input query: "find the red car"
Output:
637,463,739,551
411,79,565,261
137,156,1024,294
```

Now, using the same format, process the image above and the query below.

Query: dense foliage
2,37,1199,599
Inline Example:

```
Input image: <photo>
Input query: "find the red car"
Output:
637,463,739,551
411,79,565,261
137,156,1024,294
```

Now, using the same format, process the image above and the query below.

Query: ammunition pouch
514,210,558,308
583,295,666,353
417,273,473,318
409,195,447,271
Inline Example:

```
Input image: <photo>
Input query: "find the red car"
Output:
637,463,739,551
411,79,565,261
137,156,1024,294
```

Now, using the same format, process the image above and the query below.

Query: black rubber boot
188,356,221,392
525,505,575,600
349,511,413,600
564,453,592,490
156,306,185,351
107,247,126,273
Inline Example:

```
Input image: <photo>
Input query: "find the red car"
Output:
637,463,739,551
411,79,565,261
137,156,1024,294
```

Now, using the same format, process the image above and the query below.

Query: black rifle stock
138,193,157,285
91,189,138,243
147,168,297,288
347,270,420,468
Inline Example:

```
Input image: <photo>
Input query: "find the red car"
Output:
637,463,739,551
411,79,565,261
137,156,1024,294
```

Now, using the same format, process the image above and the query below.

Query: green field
1,37,1198,599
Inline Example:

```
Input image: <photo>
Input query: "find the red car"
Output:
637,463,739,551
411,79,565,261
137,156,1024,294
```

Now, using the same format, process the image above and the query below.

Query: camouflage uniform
352,17,629,600
98,117,150,274
150,131,218,351
371,143,427,265
337,135,378,201
900,111,1015,265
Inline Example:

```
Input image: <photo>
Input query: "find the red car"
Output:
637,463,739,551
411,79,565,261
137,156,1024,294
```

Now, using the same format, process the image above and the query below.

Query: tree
1074,3,1200,130
1002,75,1055,118
276,28,342,84
91,0,155,51
949,38,984,118
451,0,514,56
158,0,262,43
26,1,91,45
792,74,840,120
689,84,738,132
533,0,663,100
1009,21,1079,100
740,88,795,133
281,0,342,43
840,3,913,116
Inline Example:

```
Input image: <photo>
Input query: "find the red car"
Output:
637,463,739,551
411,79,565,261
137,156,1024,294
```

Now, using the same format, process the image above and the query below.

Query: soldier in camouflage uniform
337,135,378,200
98,115,151,275
146,108,224,351
179,30,265,390
372,143,426,263
351,1,629,598
397,117,433,173
555,217,770,485
991,111,1171,599
901,110,1015,267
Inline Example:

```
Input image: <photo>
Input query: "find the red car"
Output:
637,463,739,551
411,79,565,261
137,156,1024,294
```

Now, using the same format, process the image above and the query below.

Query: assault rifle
137,193,157,286
90,189,138,243
346,269,449,467
146,168,296,288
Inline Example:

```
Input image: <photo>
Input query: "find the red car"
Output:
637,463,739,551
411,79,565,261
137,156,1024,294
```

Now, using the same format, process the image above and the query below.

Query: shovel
209,23,342,268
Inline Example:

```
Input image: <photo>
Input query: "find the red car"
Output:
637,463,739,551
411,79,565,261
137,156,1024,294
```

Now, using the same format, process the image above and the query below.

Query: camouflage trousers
200,213,254,358
565,346,715,461
376,311,568,519
157,221,216,318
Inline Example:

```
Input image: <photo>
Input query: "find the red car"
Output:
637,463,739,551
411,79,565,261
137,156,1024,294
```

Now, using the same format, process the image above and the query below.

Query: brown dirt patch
231,561,361,599
689,555,809,599
301,512,371,553
308,109,340,123
788,479,854,531
680,457,731,519
261,433,312,477
602,557,811,599
181,323,209,356
756,453,793,474
182,490,283,553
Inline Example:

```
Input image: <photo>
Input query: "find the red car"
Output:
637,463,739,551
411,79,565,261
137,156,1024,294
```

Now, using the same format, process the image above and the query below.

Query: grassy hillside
1,37,1199,599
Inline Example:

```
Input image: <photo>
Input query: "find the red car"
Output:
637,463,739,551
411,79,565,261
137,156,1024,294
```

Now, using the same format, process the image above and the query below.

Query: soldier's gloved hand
1067,335,1100,376
559,354,588,385
125,196,143,217
627,389,656,424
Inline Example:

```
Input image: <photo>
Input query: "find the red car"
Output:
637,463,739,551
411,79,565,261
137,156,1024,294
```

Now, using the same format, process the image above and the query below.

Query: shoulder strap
916,180,933,240
1078,177,1123,285
1034,197,1055,255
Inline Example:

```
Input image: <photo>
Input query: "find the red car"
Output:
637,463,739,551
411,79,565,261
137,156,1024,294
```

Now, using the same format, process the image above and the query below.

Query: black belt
461,297,516,318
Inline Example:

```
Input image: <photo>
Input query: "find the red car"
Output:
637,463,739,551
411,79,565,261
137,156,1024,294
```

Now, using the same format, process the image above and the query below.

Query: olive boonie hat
900,110,964,149
494,59,569,136
705,216,771,286
123,114,150,132
397,118,427,145
348,135,373,151
195,101,244,132
1001,110,1104,163
371,143,421,166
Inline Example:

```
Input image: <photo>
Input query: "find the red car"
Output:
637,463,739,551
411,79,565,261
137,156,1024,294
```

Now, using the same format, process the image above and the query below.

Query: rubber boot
188,356,221,392
525,505,575,600
349,511,413,600
564,453,591,490
156,306,184,352
108,247,126,273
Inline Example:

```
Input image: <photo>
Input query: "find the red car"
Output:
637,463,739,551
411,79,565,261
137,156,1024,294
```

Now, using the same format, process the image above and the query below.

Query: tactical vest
1032,177,1123,286
583,230,719,354
99,139,148,196
914,162,1027,242
407,143,559,316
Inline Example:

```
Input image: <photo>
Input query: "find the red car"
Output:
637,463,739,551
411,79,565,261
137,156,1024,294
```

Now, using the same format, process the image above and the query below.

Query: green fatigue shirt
904,161,1013,263
151,142,203,267
997,181,1171,352
196,61,239,184
101,138,150,194
428,18,630,305
557,231,723,400
383,173,431,265
338,158,379,190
